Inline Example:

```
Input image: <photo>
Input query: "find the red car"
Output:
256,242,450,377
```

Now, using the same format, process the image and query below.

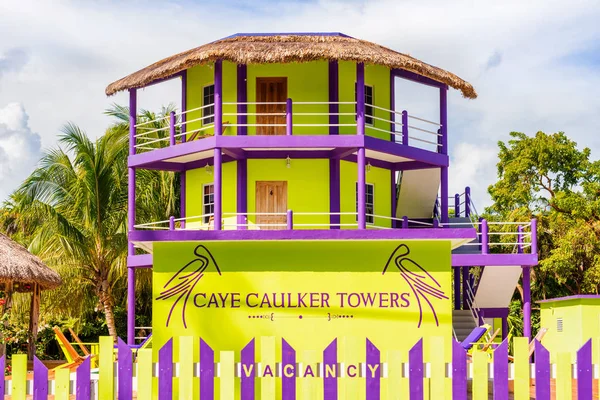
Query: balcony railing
132,211,537,253
131,100,443,154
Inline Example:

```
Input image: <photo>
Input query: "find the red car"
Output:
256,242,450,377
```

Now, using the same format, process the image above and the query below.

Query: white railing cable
407,115,442,126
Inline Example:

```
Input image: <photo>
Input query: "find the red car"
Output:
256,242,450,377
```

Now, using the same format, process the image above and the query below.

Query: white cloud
0,0,598,205
0,103,42,200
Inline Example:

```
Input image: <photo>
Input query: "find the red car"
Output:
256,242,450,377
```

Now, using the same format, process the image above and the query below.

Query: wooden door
256,77,287,135
256,181,288,229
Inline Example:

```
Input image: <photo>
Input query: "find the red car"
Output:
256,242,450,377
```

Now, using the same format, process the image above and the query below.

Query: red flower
0,299,5,306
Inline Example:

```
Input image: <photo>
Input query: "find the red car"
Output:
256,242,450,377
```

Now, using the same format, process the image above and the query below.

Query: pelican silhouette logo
383,244,448,327
156,245,221,328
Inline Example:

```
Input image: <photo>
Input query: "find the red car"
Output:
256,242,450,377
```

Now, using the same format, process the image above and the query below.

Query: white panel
395,169,440,219
474,266,522,308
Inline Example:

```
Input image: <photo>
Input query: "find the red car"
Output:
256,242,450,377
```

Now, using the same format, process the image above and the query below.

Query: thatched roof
106,33,477,99
0,233,62,291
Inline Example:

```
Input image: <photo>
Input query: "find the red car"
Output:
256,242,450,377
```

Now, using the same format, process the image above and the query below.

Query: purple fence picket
76,357,91,400
241,338,255,400
366,339,380,400
577,339,593,400
118,338,133,400
492,339,509,400
200,339,215,400
282,339,296,400
158,339,173,400
534,340,551,400
452,340,467,399
408,339,423,400
323,338,337,400
33,357,48,400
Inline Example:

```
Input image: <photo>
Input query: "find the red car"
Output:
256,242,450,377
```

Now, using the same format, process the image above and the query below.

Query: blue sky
0,0,599,207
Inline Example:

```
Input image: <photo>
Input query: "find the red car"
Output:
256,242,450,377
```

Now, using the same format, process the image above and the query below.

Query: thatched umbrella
0,233,62,359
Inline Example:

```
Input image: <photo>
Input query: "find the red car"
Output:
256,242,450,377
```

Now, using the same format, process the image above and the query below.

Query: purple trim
452,253,538,267
492,339,509,400
365,339,380,400
451,340,467,399
181,170,186,229
390,170,396,228
118,338,133,400
282,339,296,399
158,339,173,400
217,134,362,149
214,148,222,230
329,159,341,229
537,294,600,303
200,339,215,400
323,339,337,400
238,64,247,135
577,339,593,400
364,136,449,167
357,147,366,229
523,266,531,339
237,159,248,229
535,341,551,400
396,161,439,171
127,87,137,346
76,357,91,400
241,339,255,400
329,60,339,135
247,150,331,159
130,227,477,242
33,357,48,400
478,308,509,318
181,70,187,138
391,69,446,89
127,254,152,268
408,339,423,400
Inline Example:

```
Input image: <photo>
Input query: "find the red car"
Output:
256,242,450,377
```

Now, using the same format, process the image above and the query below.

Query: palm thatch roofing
106,33,477,99
0,233,62,291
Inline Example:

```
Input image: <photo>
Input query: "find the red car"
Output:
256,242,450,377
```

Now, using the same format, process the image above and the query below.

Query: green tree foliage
488,131,600,296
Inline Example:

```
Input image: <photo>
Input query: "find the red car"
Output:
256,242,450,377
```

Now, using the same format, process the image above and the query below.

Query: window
203,84,215,125
356,183,375,224
203,184,214,223
355,84,374,125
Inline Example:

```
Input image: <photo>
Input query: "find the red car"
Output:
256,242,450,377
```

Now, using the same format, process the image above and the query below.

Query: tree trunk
98,280,117,340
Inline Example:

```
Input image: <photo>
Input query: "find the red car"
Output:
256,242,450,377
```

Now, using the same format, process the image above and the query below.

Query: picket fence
2,336,599,399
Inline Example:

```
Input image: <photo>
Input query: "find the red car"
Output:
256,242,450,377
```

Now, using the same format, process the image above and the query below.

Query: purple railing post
531,218,538,254
169,216,175,231
517,225,523,254
481,219,489,254
127,88,137,346
577,340,593,400
287,210,293,230
401,110,408,145
169,111,176,146
454,194,460,217
433,219,439,228
402,216,408,229
523,266,531,340
464,187,471,217
286,98,292,136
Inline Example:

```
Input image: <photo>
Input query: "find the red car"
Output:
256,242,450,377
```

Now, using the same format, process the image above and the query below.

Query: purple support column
200,339,215,400
577,339,593,400
330,159,340,229
286,98,293,136
282,339,296,400
237,159,247,229
238,64,247,135
241,339,255,400
453,268,461,310
454,194,460,217
357,63,366,229
323,339,337,400
402,216,408,229
391,170,397,228
181,70,187,140
534,341,551,400
464,187,471,217
329,60,339,135
481,219,489,254
214,148,222,230
522,265,531,339
358,147,366,229
365,339,380,400
357,62,365,137
531,218,538,254
169,111,176,146
440,86,449,224
390,71,395,142
214,60,223,136
180,169,186,229
127,88,137,346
